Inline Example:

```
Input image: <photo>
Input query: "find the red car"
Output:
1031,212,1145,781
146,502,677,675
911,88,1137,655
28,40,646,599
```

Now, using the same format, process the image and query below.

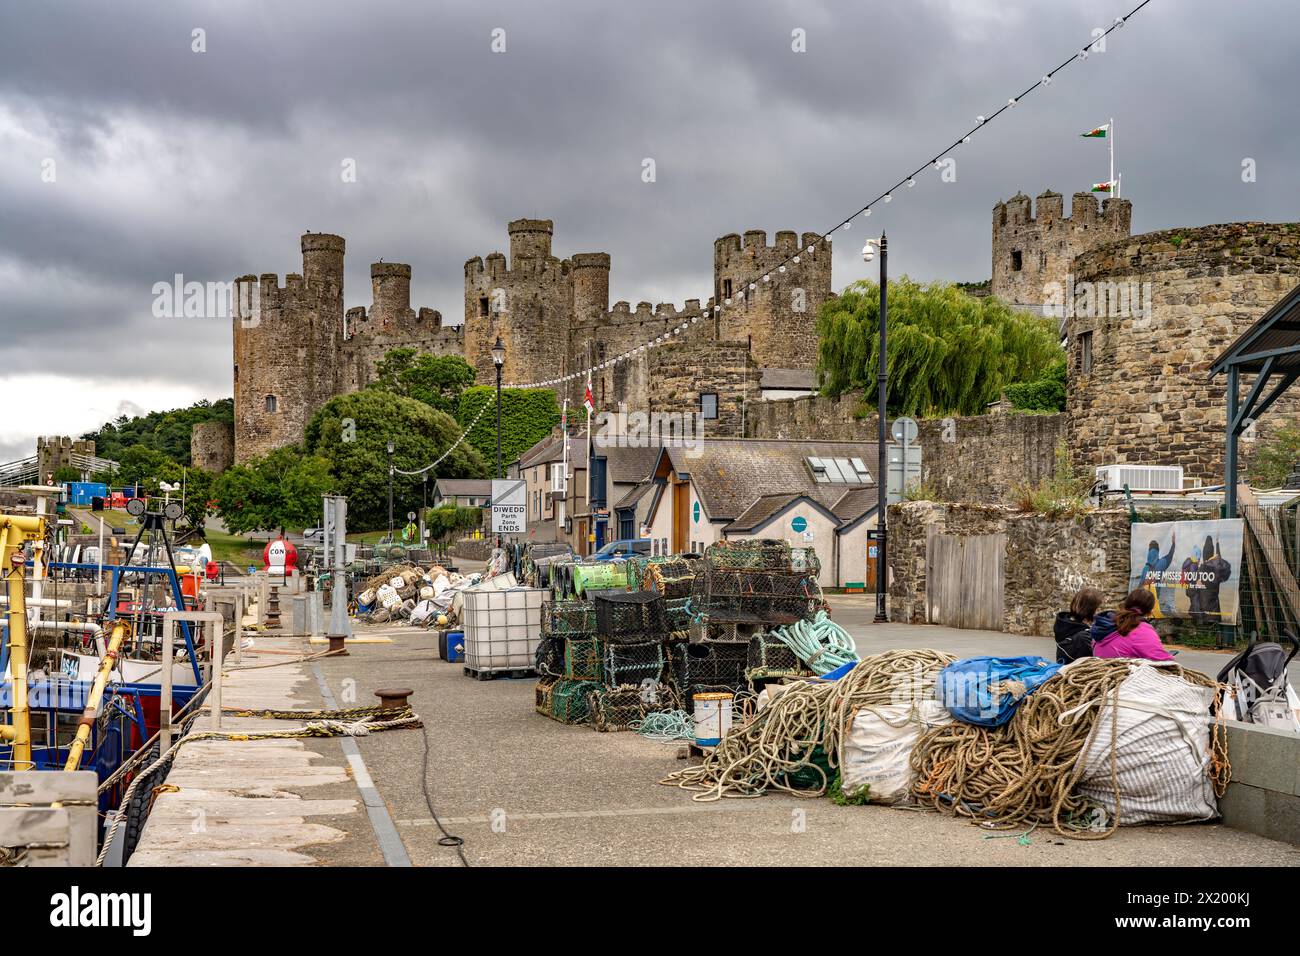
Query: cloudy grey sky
1,0,1296,463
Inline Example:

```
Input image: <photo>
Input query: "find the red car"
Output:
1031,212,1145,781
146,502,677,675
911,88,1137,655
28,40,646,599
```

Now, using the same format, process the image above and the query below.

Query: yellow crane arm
63,621,131,772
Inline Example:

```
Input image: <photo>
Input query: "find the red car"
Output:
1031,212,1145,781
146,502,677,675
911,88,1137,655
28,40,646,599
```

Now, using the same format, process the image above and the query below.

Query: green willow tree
816,278,1064,416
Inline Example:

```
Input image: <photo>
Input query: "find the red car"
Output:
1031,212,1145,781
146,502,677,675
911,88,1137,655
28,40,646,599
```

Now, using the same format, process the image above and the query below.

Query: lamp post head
491,337,506,368
386,440,395,456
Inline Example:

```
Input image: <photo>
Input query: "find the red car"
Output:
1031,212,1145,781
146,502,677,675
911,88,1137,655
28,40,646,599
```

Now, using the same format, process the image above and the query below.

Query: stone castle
230,220,830,462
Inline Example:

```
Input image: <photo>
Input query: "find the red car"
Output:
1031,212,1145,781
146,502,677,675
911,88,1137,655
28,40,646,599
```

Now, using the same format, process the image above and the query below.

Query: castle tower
1067,221,1300,481
571,253,611,323
991,189,1132,312
232,233,345,462
712,229,831,368
368,262,414,332
464,218,575,387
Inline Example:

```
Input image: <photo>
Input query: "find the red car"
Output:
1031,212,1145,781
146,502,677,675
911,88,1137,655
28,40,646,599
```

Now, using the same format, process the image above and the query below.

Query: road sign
490,478,527,534
890,416,918,444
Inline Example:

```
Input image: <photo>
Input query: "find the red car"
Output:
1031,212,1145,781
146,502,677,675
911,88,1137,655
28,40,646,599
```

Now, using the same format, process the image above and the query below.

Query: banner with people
1129,519,1243,624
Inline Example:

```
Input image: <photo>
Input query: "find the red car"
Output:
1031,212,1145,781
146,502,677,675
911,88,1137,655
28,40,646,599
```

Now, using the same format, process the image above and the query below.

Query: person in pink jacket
1092,588,1175,661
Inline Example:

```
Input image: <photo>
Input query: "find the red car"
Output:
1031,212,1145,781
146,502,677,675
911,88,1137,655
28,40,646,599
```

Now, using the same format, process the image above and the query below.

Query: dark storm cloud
0,0,1297,455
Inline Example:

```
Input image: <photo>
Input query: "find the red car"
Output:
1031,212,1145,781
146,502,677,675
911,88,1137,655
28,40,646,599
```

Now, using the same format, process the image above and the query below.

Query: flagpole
586,371,593,556
1110,117,1115,198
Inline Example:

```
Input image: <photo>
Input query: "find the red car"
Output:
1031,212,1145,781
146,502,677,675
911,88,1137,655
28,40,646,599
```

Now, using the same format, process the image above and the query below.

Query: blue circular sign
791,515,807,533
692,501,701,524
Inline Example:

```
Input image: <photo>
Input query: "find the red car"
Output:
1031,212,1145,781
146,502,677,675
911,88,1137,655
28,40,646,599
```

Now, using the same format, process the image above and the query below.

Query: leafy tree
114,444,174,489
1249,424,1300,487
369,348,477,416
457,386,561,473
816,278,1063,417
214,446,334,537
179,468,217,532
424,505,483,545
1005,358,1067,412
52,465,81,484
83,398,233,465
304,390,487,530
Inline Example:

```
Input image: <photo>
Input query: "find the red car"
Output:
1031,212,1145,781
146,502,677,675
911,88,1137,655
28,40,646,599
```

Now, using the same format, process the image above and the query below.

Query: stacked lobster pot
534,590,683,731
679,540,823,697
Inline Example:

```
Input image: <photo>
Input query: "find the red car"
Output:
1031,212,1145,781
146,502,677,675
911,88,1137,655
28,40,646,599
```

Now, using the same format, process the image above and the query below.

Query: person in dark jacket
1090,609,1118,644
1054,587,1103,664
1199,534,1233,620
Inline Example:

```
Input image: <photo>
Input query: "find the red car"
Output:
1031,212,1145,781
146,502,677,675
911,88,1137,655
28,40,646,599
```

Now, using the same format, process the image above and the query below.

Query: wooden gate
925,532,1006,631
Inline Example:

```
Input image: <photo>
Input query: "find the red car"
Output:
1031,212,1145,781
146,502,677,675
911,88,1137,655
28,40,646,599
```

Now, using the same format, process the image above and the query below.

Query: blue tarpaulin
937,656,1062,727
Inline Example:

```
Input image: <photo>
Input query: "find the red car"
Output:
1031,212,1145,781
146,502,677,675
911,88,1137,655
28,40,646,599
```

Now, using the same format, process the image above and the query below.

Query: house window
1079,330,1094,377
700,393,718,420
479,296,490,318
265,395,278,413
1011,250,1023,272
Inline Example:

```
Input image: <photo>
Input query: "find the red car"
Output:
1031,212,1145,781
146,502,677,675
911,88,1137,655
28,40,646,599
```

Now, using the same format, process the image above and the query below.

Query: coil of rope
768,610,859,676
908,657,1229,840
659,649,958,802
632,710,693,742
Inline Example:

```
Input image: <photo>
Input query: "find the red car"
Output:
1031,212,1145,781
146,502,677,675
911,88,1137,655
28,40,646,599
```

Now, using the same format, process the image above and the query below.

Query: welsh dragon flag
1091,181,1114,193
1081,124,1110,138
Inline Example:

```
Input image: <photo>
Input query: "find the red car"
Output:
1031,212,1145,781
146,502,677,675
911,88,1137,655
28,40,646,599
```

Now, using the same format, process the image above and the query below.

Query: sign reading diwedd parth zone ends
491,478,527,534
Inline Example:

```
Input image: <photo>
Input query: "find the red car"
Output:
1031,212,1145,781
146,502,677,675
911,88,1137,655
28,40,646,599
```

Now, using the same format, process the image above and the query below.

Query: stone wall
190,421,234,473
745,393,1064,503
648,341,759,438
887,501,1131,637
1068,221,1300,483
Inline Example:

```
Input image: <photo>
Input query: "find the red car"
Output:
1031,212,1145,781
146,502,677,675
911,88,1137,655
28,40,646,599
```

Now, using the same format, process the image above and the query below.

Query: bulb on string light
962,135,971,143
778,265,786,273
1079,48,1088,59
842,221,851,230
749,283,756,290
1008,97,1017,106
977,115,986,124
725,297,732,305
1115,15,1125,27
792,256,800,264
864,208,872,217
907,178,916,187
763,275,770,282
806,245,815,254
1042,74,1052,86
884,194,892,203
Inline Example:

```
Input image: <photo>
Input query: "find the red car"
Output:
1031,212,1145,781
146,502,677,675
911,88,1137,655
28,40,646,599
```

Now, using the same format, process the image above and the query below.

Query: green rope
632,709,694,742
768,610,859,676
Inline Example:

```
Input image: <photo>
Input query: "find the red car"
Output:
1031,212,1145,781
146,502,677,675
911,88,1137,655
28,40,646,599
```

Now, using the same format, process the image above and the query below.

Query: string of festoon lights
501,0,1151,391
397,0,1153,475
393,391,497,476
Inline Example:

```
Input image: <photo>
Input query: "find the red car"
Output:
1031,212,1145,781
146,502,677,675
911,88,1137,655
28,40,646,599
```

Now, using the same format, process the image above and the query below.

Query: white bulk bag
1072,663,1218,824
840,701,952,804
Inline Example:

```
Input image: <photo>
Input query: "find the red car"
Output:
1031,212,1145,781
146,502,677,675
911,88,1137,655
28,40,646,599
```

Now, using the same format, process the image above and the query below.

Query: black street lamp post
863,233,889,623
386,439,395,542
491,337,506,481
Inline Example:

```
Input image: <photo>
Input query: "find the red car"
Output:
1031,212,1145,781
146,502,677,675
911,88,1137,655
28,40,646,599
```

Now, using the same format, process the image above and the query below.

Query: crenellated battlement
991,188,1134,308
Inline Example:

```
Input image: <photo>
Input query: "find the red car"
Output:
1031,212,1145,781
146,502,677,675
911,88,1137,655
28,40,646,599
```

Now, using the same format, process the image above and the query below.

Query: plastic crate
462,587,546,672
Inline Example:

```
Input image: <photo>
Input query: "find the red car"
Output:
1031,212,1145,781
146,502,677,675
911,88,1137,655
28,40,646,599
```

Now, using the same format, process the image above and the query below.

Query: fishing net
590,685,651,733
603,641,668,688
671,642,750,697
745,631,809,683
690,618,765,645
595,590,667,643
663,597,698,631
549,679,599,724
563,636,604,682
534,635,566,678
543,599,597,636
535,677,557,717
698,567,820,623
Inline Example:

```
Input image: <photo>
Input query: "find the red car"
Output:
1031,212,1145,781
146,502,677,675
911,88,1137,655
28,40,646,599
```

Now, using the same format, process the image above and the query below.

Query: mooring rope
632,709,693,742
908,657,1230,839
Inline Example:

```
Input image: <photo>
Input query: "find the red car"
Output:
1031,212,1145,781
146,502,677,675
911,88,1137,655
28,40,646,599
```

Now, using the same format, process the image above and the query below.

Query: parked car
302,527,325,545
592,539,651,561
